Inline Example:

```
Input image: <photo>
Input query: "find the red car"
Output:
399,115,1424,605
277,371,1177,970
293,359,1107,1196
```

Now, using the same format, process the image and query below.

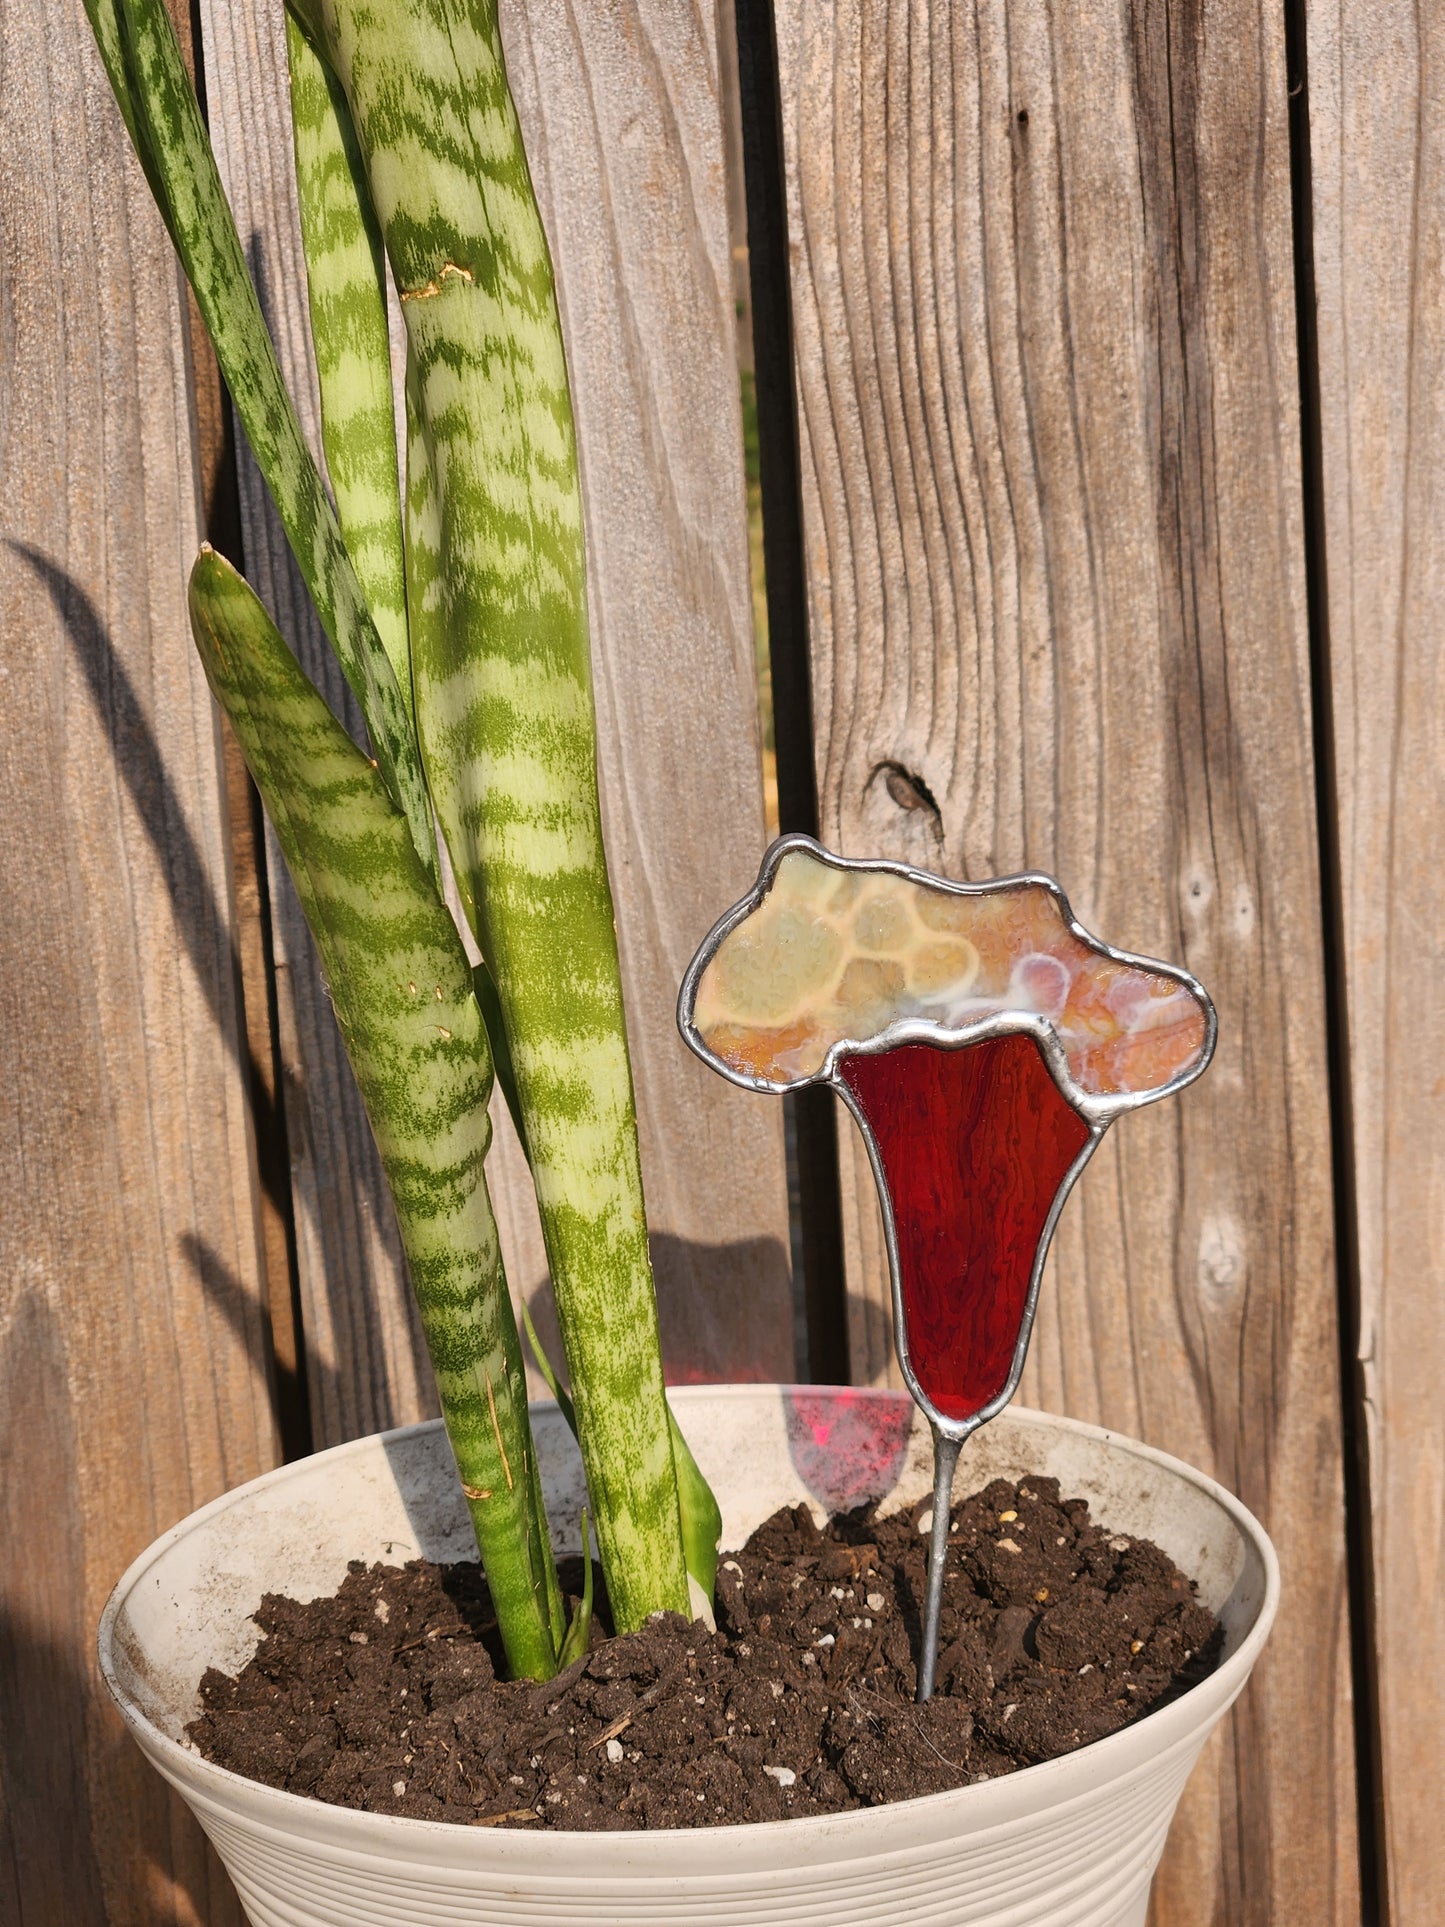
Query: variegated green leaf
522,1302,720,1607
556,1510,593,1669
94,0,433,877
343,16,693,1635
188,546,558,1682
473,955,528,1160
670,1417,723,1605
286,14,411,723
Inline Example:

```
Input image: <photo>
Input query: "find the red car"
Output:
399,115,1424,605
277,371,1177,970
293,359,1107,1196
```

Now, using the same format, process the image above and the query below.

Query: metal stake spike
916,1427,962,1703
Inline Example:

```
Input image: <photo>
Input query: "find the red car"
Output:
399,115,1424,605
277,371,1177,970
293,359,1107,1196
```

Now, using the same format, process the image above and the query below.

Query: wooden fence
1,0,1439,1920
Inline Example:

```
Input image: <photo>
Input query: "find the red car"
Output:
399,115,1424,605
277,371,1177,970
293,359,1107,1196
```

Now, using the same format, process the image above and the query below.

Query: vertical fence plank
197,0,436,1449
0,1,277,1919
1309,3,1445,1919
771,2,1356,1920
198,0,793,1419
497,0,793,1384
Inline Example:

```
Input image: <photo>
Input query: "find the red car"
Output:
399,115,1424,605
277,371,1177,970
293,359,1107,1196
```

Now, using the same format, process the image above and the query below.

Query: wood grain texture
198,0,436,1448
180,135,309,1456
772,3,1356,1920
0,0,277,1918
198,0,793,1419
495,0,793,1390
1308,3,1445,1918
173,12,306,1450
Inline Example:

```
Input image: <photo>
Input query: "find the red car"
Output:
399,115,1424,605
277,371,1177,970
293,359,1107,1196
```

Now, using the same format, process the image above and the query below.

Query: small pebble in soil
188,1476,1221,1832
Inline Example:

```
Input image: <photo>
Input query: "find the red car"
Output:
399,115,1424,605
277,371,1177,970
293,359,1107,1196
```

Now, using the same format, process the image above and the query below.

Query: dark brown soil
188,1475,1220,1830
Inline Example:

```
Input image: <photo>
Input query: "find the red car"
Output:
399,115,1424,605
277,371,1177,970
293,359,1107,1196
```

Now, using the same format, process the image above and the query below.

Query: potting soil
188,1475,1220,1829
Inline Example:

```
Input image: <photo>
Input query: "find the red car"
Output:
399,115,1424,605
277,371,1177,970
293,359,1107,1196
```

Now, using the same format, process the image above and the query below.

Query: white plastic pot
100,1384,1277,1927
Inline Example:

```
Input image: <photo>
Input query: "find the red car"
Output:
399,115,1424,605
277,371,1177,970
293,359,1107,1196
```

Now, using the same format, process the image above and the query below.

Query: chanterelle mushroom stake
679,836,1216,1701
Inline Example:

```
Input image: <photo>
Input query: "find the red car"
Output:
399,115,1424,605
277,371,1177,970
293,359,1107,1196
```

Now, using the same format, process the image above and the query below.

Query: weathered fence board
770,2,1356,1921
198,0,793,1437
1308,3,1445,1919
197,0,435,1450
0,0,278,1918
496,0,793,1387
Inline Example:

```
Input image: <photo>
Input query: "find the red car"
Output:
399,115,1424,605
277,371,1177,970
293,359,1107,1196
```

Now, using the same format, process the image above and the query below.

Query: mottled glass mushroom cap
680,838,1213,1115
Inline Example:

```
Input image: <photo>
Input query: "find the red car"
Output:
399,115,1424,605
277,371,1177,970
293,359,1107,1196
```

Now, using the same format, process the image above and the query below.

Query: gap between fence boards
734,0,850,1389
1285,1,1384,1918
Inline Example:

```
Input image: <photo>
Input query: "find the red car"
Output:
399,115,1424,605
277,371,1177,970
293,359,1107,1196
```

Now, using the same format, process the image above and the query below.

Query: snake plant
86,0,718,1676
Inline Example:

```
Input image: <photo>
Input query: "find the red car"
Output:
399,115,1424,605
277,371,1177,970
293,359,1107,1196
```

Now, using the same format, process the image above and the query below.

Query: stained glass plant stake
680,836,1216,1703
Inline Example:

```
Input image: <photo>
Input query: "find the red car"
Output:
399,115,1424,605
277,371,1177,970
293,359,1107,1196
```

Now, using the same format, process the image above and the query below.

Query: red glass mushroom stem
837,1033,1099,1701
838,1036,1093,1421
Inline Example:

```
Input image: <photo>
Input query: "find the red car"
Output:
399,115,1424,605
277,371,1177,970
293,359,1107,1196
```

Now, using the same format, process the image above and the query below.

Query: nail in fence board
769,3,1356,1921
0,2,277,1920
198,0,793,1438
1308,3,1445,1918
